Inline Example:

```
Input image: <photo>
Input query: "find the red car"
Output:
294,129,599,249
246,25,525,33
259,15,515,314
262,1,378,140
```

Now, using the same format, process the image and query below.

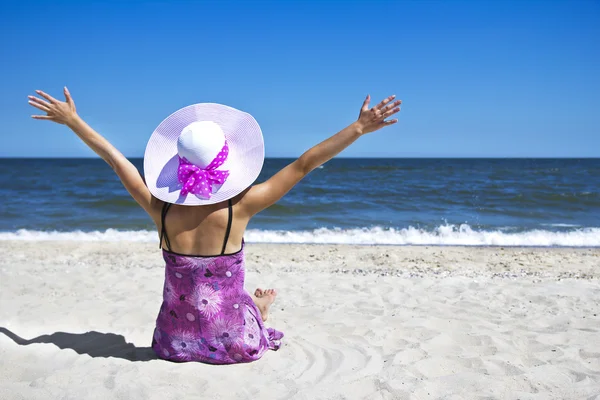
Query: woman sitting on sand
27,87,401,364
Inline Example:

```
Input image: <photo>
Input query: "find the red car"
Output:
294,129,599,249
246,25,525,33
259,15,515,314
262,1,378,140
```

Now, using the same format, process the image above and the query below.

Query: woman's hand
355,94,401,135
28,87,78,125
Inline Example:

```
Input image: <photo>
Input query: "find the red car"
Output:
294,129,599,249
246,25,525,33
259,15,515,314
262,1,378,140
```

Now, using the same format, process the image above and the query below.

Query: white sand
0,241,599,399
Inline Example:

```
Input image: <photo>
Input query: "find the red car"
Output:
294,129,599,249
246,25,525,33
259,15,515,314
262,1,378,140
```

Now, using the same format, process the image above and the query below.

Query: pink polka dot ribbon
177,141,230,198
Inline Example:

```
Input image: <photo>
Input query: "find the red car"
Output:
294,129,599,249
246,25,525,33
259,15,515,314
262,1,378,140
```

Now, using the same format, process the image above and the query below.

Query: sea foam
1,224,599,247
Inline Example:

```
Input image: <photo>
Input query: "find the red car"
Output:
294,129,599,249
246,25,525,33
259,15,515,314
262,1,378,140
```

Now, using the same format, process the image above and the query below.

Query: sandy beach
0,241,598,399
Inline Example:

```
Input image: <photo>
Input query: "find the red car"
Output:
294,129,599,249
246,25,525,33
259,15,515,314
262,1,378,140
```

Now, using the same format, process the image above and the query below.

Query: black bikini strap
159,202,173,251
221,199,233,255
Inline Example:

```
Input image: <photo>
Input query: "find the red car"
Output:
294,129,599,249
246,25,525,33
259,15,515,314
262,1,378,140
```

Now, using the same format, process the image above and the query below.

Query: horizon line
1,156,599,160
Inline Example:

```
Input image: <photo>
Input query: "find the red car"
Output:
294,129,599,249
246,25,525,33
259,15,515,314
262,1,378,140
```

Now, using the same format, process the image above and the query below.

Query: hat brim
143,103,264,206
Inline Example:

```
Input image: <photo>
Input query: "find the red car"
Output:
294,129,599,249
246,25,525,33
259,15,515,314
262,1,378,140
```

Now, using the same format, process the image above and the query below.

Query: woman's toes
254,288,264,297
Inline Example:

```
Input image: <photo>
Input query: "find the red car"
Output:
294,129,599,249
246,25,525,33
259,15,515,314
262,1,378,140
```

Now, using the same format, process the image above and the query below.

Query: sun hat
143,103,265,205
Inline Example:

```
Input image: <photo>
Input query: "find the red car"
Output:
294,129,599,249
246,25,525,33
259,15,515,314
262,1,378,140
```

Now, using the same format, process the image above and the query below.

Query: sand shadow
0,327,157,362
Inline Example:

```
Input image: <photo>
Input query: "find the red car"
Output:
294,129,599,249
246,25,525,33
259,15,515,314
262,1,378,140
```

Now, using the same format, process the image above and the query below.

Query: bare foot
252,288,277,322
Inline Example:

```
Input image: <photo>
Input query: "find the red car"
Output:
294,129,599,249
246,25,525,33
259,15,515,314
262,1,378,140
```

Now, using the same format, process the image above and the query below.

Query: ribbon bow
177,141,230,198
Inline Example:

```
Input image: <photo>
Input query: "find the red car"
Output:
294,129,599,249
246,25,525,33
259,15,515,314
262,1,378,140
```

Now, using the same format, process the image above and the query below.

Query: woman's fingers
360,94,371,113
35,90,58,104
373,95,396,111
31,115,53,120
28,100,50,112
382,106,401,119
382,118,398,126
380,100,402,114
28,95,50,107
64,86,74,105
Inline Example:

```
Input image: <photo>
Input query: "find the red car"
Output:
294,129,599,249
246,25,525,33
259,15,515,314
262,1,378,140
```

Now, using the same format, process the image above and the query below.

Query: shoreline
2,226,600,248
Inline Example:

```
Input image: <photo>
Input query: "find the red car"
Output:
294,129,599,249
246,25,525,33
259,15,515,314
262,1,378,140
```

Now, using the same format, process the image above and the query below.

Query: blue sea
1,158,599,246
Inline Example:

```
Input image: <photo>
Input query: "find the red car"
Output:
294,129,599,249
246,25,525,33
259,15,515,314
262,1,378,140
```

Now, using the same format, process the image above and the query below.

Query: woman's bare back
157,194,249,256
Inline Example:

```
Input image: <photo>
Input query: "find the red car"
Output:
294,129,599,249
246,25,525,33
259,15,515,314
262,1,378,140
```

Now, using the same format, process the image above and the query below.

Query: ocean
0,158,599,246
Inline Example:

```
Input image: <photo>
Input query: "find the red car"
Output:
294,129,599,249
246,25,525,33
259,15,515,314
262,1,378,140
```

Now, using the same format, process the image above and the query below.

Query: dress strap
159,202,173,251
221,199,233,255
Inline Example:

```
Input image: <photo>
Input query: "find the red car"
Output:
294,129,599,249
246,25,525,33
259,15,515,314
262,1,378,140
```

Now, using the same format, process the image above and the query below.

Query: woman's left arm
28,87,160,220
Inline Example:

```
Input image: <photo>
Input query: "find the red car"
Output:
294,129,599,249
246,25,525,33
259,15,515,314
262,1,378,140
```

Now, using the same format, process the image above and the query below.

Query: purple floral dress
151,244,283,364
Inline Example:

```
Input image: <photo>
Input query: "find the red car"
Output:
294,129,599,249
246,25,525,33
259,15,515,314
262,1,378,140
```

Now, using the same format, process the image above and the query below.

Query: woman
27,87,401,364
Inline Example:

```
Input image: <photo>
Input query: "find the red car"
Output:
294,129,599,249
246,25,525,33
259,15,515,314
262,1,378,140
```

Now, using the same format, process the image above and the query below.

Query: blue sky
1,0,598,158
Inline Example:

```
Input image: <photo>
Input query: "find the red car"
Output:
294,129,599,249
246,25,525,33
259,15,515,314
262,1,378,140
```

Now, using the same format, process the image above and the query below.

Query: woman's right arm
28,88,161,221
239,94,401,216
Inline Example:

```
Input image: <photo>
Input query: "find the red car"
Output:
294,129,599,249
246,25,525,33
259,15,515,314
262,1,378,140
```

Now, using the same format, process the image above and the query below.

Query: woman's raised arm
28,88,160,220
239,94,401,217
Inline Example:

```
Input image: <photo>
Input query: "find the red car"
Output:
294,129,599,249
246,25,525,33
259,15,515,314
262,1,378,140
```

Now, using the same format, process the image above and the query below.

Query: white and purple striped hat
143,103,264,206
